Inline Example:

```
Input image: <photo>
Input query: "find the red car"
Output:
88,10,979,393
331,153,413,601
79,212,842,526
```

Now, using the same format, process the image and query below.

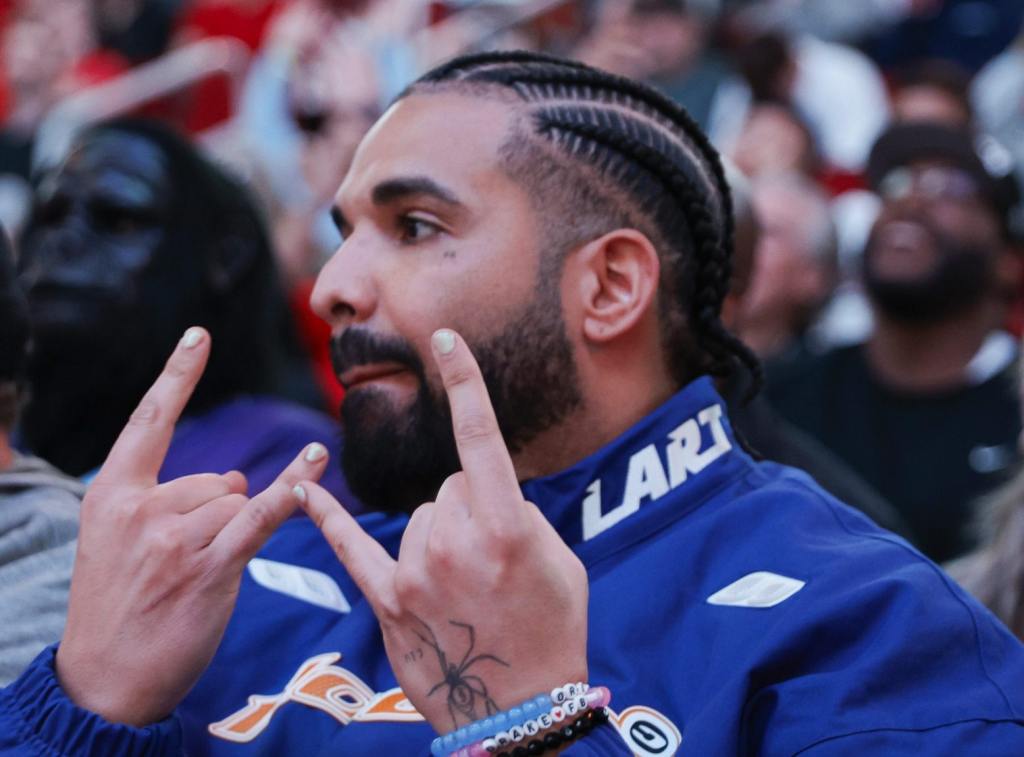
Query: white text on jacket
582,403,731,540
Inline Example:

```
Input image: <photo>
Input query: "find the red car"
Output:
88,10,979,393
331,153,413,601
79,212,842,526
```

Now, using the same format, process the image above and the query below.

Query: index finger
94,327,209,488
430,329,523,518
298,480,397,614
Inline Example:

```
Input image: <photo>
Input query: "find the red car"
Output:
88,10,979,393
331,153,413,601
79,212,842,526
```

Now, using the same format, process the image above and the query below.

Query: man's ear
573,229,661,343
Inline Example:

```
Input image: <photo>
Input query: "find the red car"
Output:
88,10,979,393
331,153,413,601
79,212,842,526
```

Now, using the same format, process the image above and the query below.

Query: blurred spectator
15,119,357,508
730,102,820,178
735,170,838,360
0,0,99,235
947,329,1024,641
574,0,735,128
891,58,974,128
236,0,410,283
948,447,1024,640
972,27,1024,336
94,0,182,64
732,28,795,103
712,24,890,172
0,0,96,146
231,0,401,413
973,26,1024,185
721,167,912,538
0,226,84,685
766,122,1024,562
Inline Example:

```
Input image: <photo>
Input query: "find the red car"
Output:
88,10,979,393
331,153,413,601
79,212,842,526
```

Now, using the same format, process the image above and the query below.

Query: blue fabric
3,377,1024,755
0,645,181,756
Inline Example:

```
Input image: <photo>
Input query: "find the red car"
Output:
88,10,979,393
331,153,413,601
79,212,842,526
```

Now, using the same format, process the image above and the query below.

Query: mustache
330,328,425,380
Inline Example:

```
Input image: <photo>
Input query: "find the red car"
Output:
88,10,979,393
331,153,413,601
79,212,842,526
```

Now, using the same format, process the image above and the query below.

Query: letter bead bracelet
492,707,610,757
431,682,612,757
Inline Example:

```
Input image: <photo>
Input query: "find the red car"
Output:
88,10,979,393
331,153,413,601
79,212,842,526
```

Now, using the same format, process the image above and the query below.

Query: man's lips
875,220,932,252
338,363,411,390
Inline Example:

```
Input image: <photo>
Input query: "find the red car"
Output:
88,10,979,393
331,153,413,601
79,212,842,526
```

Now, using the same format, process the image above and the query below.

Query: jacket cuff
1,644,183,757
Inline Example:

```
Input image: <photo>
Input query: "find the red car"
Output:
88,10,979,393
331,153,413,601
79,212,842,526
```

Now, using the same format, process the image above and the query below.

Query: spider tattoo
412,617,510,728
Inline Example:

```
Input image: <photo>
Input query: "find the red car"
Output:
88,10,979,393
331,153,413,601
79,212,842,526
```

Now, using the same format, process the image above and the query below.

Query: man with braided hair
3,51,1024,756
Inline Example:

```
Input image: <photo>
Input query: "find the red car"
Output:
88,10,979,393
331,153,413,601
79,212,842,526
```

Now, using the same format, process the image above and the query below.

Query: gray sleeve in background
0,460,82,686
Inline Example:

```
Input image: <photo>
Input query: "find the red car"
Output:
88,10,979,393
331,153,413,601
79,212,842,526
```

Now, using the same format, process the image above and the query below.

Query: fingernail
304,442,327,462
293,485,307,503
433,329,456,355
181,328,203,349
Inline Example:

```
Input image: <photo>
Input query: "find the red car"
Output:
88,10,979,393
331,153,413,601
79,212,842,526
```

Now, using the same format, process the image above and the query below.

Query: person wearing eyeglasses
766,121,1024,564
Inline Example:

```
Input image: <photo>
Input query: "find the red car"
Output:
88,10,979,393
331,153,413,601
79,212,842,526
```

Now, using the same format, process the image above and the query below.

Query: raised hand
55,328,330,726
298,329,589,733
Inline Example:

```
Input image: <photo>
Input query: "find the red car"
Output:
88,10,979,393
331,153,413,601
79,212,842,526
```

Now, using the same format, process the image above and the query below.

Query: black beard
863,224,996,324
335,289,582,515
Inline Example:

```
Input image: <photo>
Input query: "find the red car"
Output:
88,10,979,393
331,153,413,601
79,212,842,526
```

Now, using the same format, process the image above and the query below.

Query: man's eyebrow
371,176,464,208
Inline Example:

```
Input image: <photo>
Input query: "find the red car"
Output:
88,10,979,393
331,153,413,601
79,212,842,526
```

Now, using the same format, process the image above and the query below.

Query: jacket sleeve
795,719,1024,756
0,645,183,757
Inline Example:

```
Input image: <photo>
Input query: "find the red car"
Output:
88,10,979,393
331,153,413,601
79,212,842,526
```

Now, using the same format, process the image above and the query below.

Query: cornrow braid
406,51,763,401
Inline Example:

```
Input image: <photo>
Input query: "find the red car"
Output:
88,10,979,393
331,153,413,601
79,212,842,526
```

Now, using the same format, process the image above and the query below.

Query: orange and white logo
208,652,423,743
210,653,682,755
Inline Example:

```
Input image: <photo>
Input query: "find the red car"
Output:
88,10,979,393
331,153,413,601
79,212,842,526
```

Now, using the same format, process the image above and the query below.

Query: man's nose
310,234,377,328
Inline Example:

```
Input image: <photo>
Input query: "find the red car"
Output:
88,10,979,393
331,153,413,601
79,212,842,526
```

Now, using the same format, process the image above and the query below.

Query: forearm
0,645,183,757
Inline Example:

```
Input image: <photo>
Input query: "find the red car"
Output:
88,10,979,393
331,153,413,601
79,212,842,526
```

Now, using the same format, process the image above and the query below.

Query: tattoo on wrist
411,616,510,728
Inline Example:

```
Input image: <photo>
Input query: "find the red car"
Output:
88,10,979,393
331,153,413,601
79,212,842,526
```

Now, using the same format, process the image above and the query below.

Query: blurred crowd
3,0,1024,671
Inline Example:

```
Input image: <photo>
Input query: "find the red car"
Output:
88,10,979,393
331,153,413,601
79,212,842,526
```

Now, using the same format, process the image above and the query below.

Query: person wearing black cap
0,226,85,685
767,121,1024,563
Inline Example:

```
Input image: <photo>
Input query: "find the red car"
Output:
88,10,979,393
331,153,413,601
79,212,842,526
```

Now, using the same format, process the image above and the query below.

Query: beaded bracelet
492,707,610,757
455,687,611,757
476,687,610,755
431,682,591,757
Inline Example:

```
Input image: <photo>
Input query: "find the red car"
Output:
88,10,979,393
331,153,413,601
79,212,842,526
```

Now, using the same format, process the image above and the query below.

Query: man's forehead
337,92,518,203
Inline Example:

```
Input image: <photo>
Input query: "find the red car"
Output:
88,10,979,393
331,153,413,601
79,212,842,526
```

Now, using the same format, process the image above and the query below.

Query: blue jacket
3,377,1023,755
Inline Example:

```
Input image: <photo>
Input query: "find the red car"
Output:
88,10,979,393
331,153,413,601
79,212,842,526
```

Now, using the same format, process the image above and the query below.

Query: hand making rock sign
298,328,590,734
54,327,332,726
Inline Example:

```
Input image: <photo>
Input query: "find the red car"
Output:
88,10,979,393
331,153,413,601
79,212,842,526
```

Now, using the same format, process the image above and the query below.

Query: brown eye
398,215,440,244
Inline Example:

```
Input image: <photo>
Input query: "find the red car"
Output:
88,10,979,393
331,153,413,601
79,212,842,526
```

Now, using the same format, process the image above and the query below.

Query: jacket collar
520,377,753,564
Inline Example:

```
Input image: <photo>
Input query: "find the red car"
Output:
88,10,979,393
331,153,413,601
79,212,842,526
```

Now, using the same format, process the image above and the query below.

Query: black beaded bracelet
493,708,610,757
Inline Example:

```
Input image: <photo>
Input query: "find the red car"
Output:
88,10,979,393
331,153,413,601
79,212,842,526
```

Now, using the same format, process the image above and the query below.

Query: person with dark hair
890,58,974,128
734,170,837,358
767,122,1024,563
15,118,355,499
2,53,1024,756
721,169,913,539
0,227,85,685
730,102,822,179
573,0,734,129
